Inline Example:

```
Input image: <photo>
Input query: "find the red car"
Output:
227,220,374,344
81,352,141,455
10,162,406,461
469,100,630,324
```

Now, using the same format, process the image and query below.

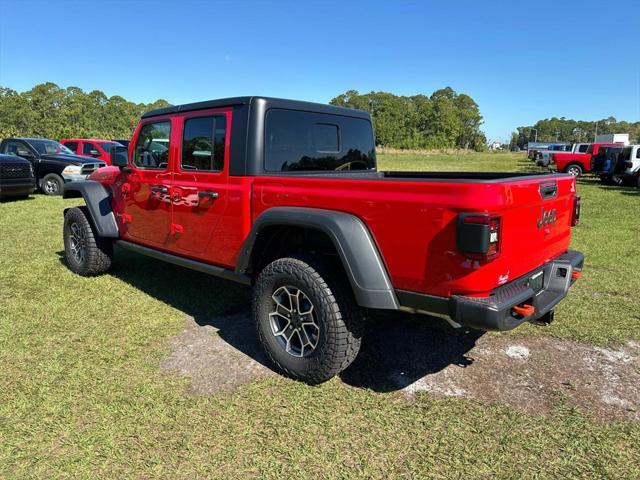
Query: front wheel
565,164,583,177
253,255,365,384
63,207,113,276
41,173,64,195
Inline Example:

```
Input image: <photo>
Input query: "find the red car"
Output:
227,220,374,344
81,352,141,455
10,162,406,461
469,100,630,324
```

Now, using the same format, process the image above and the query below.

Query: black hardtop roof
141,96,371,120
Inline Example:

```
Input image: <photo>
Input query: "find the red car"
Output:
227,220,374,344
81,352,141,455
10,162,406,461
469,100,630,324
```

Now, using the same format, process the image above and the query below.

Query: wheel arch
62,181,119,238
236,207,399,310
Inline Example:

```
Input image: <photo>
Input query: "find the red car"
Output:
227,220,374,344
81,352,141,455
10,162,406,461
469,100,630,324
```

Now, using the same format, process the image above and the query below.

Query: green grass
1,152,639,478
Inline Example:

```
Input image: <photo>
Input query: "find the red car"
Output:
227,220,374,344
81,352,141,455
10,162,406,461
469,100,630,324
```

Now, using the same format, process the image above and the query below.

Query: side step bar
115,240,252,286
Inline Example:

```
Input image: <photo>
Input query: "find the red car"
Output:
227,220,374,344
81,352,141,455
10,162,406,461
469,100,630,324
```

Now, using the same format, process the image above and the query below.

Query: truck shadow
57,247,483,393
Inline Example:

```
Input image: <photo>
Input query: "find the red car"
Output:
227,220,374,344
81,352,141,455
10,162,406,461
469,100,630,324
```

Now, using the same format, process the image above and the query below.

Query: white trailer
594,133,630,145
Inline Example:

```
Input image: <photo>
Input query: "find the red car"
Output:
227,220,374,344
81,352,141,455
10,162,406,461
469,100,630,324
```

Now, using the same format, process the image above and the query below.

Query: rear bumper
396,250,584,331
0,178,36,197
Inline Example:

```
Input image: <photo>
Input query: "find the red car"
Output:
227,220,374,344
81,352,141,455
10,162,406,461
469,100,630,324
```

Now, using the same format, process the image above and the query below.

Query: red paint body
552,143,622,173
91,111,580,299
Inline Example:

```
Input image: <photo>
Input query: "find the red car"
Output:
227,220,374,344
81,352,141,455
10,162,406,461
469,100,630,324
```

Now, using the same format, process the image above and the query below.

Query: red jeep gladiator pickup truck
61,96,584,383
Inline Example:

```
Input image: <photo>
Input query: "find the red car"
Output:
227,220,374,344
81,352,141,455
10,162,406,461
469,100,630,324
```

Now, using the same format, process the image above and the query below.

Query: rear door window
578,144,589,153
265,109,375,172
181,115,227,171
3,140,31,157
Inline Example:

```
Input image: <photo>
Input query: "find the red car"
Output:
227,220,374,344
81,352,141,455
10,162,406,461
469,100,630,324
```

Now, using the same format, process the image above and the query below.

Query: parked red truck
61,97,584,383
60,138,124,165
550,143,624,176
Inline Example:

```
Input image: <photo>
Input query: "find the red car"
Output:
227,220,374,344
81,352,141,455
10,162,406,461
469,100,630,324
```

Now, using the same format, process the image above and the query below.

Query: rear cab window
264,109,376,172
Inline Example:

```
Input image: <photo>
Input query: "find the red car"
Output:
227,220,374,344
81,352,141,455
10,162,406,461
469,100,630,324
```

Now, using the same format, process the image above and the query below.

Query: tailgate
477,175,577,292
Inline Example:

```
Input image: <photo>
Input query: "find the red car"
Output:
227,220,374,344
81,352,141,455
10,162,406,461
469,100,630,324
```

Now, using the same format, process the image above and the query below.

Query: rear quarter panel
553,152,591,172
252,175,577,297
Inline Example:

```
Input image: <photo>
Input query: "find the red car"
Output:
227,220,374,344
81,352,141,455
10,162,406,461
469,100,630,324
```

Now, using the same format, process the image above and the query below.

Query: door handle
151,185,168,194
198,191,219,200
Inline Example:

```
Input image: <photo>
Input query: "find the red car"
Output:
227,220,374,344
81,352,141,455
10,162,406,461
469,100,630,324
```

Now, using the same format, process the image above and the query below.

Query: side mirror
111,146,129,169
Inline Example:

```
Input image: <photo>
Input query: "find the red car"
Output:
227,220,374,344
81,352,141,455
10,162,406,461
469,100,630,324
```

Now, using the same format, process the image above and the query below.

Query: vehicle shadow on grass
57,247,484,393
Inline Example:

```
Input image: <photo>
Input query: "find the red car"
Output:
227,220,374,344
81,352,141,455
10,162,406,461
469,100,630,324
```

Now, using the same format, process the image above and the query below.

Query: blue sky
1,0,638,142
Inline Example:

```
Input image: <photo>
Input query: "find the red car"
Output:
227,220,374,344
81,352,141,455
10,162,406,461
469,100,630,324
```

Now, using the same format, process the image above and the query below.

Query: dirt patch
160,313,275,395
161,310,639,421
401,336,639,421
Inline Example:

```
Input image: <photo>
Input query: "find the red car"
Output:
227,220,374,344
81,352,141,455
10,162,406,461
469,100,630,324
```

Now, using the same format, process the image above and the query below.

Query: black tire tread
253,255,364,384
63,206,113,276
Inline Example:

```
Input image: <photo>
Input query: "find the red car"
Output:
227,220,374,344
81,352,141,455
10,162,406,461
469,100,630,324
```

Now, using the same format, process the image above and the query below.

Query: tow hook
530,310,555,327
512,304,535,317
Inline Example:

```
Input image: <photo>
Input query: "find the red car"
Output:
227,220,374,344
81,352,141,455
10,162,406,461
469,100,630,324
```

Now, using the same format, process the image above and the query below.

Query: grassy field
1,152,639,478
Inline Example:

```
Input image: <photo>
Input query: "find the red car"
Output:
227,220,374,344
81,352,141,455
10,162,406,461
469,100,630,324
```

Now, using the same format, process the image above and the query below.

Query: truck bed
268,170,567,182
251,171,577,298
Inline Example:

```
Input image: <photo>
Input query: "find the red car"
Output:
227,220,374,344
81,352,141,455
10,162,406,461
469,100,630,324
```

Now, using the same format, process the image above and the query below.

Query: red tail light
457,214,501,260
571,195,581,226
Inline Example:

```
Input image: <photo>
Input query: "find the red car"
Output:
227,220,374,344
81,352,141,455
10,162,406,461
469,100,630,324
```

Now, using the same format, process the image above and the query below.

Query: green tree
330,87,486,151
0,82,171,140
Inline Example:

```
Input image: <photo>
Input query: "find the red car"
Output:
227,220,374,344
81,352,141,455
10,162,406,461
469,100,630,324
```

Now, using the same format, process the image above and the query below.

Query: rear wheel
63,207,113,276
42,173,63,195
565,164,583,177
253,255,365,384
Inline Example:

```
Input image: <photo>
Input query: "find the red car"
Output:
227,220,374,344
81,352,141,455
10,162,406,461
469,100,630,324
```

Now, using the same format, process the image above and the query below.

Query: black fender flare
62,181,119,238
236,207,399,310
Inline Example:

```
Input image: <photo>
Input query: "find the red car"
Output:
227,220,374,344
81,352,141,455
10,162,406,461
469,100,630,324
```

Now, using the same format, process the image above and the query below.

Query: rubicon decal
537,208,557,228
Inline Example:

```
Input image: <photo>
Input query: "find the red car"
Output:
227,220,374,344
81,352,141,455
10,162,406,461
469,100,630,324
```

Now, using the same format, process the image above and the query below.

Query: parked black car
0,138,106,195
0,153,36,200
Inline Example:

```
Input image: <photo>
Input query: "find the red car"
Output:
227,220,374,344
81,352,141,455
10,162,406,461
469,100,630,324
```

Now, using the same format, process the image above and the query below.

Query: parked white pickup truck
618,145,640,186
537,143,590,167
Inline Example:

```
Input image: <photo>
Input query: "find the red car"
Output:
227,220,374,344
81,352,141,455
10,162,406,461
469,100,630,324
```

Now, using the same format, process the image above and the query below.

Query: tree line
511,117,640,149
0,83,170,140
330,88,486,151
0,83,487,151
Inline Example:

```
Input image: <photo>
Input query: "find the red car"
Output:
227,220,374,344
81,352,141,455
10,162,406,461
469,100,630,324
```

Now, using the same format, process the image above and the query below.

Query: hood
40,153,104,165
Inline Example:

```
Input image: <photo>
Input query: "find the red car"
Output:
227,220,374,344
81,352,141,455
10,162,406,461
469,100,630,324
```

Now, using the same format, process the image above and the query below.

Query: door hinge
170,223,184,235
117,213,133,224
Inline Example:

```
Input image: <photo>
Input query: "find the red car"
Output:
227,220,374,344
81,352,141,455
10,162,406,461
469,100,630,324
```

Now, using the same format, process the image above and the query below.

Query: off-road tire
63,206,113,276
42,173,64,195
565,164,583,177
253,255,365,384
